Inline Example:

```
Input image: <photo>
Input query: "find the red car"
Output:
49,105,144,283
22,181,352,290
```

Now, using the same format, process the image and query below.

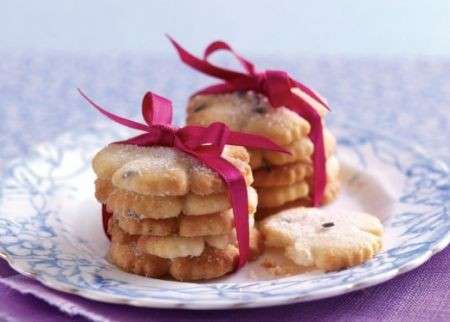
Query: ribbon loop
204,41,256,76
261,70,293,107
168,35,253,82
78,89,150,132
142,92,173,126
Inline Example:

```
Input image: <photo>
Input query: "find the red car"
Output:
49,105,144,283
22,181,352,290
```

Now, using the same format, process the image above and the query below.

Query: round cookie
257,181,309,208
260,207,383,271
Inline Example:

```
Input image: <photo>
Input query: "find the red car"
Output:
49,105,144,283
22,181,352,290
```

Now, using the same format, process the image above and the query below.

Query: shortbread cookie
260,208,383,271
204,231,236,250
115,213,178,236
108,219,240,280
183,186,257,216
322,179,341,204
254,156,339,188
249,227,264,260
93,144,252,196
136,226,255,259
256,129,336,168
256,179,341,218
137,235,205,259
106,186,183,219
179,210,234,237
105,184,257,218
257,181,309,208
324,156,340,182
169,245,238,281
256,198,312,219
109,241,170,277
248,149,264,169
189,157,253,195
108,218,136,244
116,209,242,238
253,162,313,188
95,178,114,203
304,176,341,204
187,92,311,146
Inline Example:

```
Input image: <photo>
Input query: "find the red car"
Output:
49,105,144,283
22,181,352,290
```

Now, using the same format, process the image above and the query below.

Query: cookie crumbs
262,259,298,276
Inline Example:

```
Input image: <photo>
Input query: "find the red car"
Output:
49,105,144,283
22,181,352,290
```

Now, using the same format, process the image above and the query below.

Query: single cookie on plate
260,207,383,271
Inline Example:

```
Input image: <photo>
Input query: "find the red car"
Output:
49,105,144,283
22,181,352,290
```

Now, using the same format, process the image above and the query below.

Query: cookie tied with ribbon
79,89,286,271
168,37,330,207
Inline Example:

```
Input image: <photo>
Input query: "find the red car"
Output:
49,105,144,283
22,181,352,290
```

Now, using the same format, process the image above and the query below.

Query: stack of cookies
186,90,341,216
93,143,261,281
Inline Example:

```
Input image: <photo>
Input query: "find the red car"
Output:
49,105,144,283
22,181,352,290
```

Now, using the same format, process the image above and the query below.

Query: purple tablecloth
1,247,449,322
1,53,449,321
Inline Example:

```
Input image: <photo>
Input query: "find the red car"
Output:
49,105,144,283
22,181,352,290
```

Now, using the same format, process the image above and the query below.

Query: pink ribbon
79,89,286,268
168,37,329,206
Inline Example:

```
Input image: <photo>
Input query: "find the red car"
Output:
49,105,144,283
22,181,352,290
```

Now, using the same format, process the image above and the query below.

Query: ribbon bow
168,37,329,206
79,89,286,268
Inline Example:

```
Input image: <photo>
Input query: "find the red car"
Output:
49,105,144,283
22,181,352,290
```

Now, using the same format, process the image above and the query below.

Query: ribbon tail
114,132,164,146
193,79,259,97
78,89,150,132
227,131,289,154
285,94,327,206
291,80,330,110
167,36,250,82
192,154,249,268
309,124,327,206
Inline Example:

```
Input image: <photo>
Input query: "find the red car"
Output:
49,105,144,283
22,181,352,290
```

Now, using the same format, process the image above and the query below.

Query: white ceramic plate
0,124,449,309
